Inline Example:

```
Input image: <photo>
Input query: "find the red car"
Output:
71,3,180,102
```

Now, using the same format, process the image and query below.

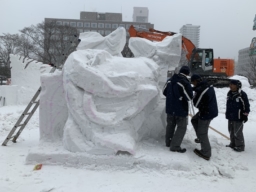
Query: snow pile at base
129,34,182,87
0,54,52,106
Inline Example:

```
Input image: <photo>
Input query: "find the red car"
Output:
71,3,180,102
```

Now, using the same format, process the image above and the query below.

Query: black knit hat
191,74,202,82
230,79,242,88
179,66,190,75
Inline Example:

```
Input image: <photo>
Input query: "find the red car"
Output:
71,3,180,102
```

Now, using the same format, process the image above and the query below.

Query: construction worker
190,74,218,160
163,66,193,153
225,79,250,152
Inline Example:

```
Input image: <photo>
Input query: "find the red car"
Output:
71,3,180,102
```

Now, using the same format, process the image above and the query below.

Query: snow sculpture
62,48,160,155
129,34,182,87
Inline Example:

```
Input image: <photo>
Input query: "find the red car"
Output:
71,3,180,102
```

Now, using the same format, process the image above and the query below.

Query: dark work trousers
191,113,212,158
228,121,244,150
166,114,187,150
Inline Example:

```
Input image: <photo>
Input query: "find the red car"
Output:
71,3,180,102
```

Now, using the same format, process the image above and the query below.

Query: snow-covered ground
1,83,256,192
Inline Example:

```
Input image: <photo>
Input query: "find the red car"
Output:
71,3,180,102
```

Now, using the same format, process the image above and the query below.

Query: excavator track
202,76,231,88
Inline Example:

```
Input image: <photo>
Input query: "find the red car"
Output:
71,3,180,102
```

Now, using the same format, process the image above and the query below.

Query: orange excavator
128,25,234,87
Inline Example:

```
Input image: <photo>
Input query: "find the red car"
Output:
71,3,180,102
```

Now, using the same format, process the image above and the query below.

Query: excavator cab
189,48,214,74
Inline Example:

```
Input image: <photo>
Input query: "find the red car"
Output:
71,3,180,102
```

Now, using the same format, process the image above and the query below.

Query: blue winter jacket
193,81,218,120
163,73,193,117
225,90,250,121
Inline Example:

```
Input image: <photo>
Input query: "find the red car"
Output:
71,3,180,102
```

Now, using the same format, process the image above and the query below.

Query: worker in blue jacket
191,74,218,160
163,66,193,153
225,79,250,152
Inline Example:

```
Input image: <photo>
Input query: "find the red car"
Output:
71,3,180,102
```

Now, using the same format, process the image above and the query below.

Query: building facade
179,24,200,48
132,7,149,23
237,47,256,85
45,11,153,39
237,47,250,76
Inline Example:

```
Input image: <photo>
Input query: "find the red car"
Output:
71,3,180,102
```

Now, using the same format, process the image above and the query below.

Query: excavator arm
128,25,196,60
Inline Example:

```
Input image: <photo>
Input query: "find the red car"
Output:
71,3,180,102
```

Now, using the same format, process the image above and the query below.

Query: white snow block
39,70,68,141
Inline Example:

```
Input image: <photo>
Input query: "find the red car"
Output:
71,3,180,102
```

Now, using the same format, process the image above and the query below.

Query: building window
140,25,146,28
63,21,69,26
112,24,118,29
98,30,104,35
91,23,97,28
119,24,125,28
105,30,111,35
136,16,147,23
98,23,104,28
70,22,76,27
56,21,62,25
84,22,90,28
105,23,111,28
77,22,83,27
97,13,106,20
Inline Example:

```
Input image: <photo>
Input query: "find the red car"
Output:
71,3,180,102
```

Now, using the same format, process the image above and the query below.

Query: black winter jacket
225,90,250,121
193,81,218,120
163,73,193,117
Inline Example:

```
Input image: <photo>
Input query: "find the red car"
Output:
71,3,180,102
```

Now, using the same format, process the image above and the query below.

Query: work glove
240,112,248,123
243,114,248,123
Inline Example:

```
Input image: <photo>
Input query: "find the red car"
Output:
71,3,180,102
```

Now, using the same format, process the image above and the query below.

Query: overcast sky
0,0,255,60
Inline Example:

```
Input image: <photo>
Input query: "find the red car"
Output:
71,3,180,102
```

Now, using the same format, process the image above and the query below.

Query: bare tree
0,34,19,77
20,21,79,67
16,34,34,62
